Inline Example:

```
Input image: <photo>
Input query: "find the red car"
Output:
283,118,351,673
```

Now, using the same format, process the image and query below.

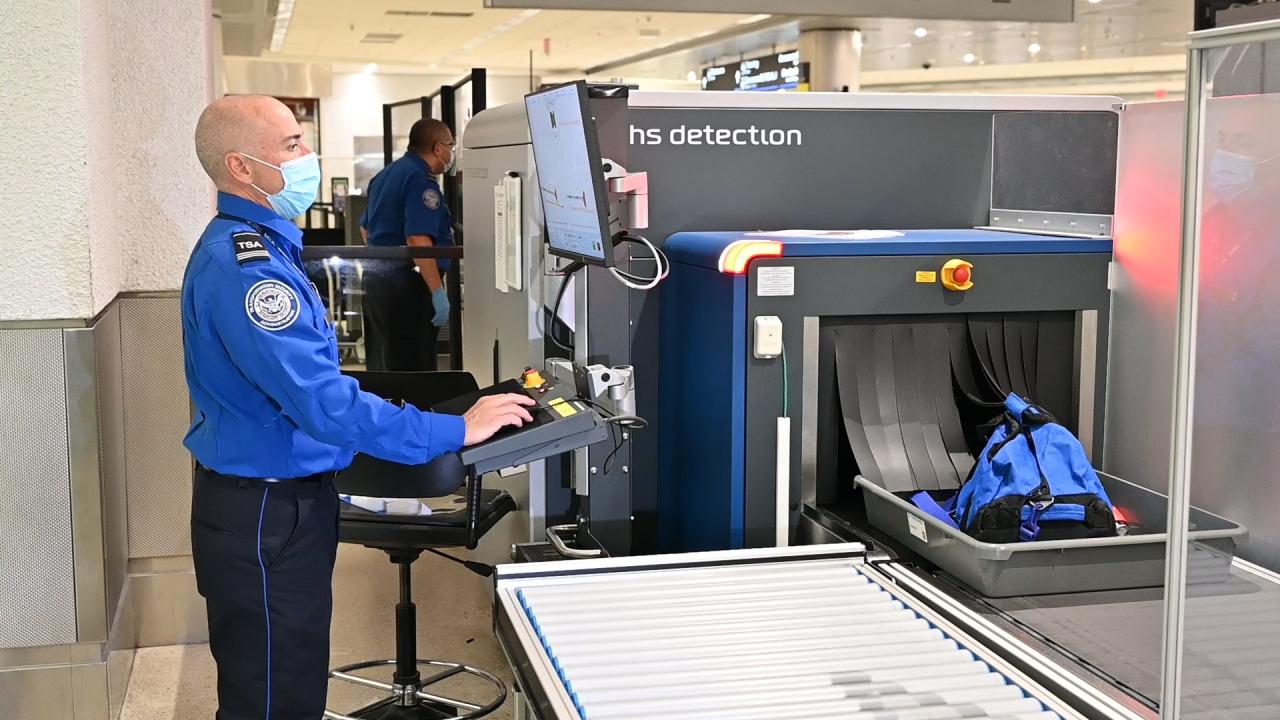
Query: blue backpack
954,394,1116,543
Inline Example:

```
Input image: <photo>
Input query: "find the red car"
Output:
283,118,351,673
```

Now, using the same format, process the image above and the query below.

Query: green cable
781,343,789,418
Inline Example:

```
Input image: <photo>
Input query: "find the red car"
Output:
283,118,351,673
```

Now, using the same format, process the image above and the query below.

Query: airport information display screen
525,82,614,267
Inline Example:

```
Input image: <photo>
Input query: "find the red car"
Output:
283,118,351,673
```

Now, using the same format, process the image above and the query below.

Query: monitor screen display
525,82,614,267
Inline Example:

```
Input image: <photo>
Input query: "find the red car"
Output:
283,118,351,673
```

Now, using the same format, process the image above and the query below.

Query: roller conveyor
494,545,1093,720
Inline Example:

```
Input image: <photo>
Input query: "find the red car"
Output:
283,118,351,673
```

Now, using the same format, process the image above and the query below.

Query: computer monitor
524,81,615,268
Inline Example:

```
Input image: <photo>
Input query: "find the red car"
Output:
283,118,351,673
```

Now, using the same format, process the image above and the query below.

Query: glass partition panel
1177,32,1280,719
303,252,459,372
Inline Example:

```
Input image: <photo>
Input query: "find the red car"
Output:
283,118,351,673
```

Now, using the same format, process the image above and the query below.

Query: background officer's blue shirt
181,193,466,477
360,153,453,272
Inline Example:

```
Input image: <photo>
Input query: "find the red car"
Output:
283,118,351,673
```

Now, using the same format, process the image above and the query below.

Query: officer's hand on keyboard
462,393,538,446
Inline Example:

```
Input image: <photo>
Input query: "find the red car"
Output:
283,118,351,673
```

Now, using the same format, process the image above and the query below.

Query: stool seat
340,489,517,550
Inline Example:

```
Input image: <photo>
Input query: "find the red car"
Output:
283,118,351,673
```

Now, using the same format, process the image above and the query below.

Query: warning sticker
915,271,938,284
757,266,795,297
908,514,928,543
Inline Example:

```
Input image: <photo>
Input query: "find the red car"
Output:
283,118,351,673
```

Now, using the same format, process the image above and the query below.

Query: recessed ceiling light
362,63,378,75
963,53,976,64
914,27,928,38
1028,42,1042,55
1088,0,1102,4
269,0,296,52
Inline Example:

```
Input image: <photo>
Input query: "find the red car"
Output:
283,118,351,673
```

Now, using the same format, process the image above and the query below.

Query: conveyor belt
909,556,1280,720
494,546,1086,720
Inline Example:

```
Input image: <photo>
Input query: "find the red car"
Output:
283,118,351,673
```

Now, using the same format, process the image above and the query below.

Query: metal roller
549,638,962,670
533,626,945,658
573,671,1011,708
521,602,914,632
559,648,979,681
584,684,1031,719
565,659,998,694
539,616,933,644
599,696,1049,720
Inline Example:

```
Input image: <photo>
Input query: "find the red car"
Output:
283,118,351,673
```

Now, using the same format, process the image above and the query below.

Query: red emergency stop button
941,259,974,291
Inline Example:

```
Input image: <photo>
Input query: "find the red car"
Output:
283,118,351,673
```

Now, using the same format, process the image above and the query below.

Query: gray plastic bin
857,472,1248,597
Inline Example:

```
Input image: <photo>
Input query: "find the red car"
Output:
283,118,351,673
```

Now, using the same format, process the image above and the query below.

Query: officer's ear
224,153,254,185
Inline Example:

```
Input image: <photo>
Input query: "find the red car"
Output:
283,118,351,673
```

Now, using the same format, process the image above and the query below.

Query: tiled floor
120,543,516,719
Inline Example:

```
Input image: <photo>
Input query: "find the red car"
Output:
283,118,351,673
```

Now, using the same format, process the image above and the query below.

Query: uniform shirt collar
405,152,439,181
216,192,304,248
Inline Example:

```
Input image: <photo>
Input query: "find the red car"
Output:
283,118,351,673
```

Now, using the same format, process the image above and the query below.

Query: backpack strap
998,394,1058,541
1016,421,1056,542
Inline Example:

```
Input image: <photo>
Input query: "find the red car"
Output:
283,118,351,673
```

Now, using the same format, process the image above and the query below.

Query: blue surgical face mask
240,152,321,219
1209,149,1259,203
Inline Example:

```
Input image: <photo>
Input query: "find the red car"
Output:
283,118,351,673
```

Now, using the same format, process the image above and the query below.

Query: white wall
318,71,536,200
0,0,96,320
0,0,212,321
108,0,213,300
224,62,536,203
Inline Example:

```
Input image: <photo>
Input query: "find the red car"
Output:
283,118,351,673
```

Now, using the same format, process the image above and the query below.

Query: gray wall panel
1104,102,1183,498
120,296,192,559
0,664,76,719
0,329,77,649
95,304,128,626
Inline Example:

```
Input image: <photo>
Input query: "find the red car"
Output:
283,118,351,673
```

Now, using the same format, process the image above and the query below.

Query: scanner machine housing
658,229,1112,552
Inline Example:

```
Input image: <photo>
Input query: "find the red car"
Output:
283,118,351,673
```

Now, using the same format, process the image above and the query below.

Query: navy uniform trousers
191,465,340,720
362,261,443,372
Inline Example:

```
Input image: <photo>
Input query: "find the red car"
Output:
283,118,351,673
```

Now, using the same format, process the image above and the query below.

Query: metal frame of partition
1161,17,1280,718
378,69,488,374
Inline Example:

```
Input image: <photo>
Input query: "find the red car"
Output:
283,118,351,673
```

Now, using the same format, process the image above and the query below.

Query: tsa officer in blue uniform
185,95,535,720
359,118,456,371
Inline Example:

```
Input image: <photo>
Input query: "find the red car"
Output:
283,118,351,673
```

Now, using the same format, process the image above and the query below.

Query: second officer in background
360,118,456,370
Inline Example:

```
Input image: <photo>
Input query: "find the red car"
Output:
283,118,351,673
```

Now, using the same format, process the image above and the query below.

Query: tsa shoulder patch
245,280,300,332
423,189,441,210
232,231,271,265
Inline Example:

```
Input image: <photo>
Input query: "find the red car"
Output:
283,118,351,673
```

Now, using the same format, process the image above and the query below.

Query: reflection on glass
304,258,368,369
1180,40,1280,719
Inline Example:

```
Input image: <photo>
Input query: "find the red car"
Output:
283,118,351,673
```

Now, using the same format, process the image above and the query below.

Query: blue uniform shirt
360,153,453,272
181,192,466,478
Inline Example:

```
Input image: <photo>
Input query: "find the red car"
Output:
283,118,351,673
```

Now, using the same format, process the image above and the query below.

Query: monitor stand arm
601,158,649,231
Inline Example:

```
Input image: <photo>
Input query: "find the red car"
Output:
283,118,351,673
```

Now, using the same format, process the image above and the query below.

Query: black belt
196,464,336,485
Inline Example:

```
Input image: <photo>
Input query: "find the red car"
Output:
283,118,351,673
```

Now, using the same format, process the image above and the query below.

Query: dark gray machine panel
992,111,1120,215
629,109,996,234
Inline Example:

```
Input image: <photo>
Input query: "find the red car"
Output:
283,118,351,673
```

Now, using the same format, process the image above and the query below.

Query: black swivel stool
325,371,513,720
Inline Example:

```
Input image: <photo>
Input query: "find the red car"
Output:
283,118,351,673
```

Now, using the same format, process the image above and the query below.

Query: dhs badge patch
423,189,441,210
245,280,300,332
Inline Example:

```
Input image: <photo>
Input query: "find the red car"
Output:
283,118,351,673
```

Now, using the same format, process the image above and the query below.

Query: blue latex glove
431,286,450,327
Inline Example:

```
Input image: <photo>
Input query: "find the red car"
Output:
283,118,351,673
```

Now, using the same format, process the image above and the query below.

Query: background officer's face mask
239,152,321,219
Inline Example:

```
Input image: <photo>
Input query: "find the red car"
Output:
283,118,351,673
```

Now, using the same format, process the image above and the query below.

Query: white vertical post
776,417,791,547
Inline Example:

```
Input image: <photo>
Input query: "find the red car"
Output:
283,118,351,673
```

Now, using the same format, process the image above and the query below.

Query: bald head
195,95,305,194
408,118,455,175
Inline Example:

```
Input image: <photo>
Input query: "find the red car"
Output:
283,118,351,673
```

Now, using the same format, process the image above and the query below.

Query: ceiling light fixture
738,14,773,25
362,63,379,75
269,0,296,52
963,53,976,64
1088,0,1102,4
914,27,928,38
687,70,697,82
1028,42,1042,55
444,9,541,62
